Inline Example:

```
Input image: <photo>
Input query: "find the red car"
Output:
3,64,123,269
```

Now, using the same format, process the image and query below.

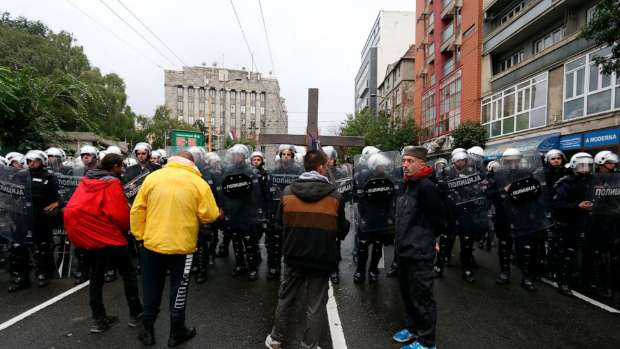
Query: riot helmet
6,152,24,168
156,149,168,159
545,149,567,165
323,146,338,166
570,152,594,174
368,153,392,172
107,146,122,156
294,153,304,165
362,146,381,156
25,150,48,167
467,146,484,159
150,150,162,164
451,149,469,170
451,148,466,156
133,142,152,156
187,146,204,164
79,145,99,167
45,147,67,162
501,148,522,169
486,160,501,173
229,144,249,165
123,158,137,168
99,150,110,161
278,144,296,165
250,151,264,168
434,158,448,172
594,150,619,165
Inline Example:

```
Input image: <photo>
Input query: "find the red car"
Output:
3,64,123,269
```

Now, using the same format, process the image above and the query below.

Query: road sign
171,129,204,147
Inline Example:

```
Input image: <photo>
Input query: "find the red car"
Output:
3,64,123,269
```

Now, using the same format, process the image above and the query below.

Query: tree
0,67,98,151
450,120,488,150
224,136,257,149
132,106,198,149
579,0,620,75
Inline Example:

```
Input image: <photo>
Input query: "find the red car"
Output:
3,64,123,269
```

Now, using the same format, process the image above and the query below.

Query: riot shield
353,151,400,234
124,171,149,208
217,148,263,230
52,171,83,278
441,166,490,234
265,160,303,225
333,163,354,198
0,167,33,244
494,151,553,237
585,172,620,216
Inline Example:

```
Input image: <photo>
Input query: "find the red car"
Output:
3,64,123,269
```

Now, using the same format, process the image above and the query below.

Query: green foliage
338,108,418,161
0,67,98,151
450,120,488,149
132,106,198,149
224,136,257,149
579,0,620,76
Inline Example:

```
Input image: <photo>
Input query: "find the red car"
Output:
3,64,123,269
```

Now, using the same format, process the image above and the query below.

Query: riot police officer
542,149,567,281
8,150,59,291
123,143,161,184
553,152,595,296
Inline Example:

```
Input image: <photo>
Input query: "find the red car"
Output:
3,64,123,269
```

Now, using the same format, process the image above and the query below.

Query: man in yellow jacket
130,151,218,347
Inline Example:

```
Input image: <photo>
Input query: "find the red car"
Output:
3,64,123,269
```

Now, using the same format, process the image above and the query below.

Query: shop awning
484,133,560,161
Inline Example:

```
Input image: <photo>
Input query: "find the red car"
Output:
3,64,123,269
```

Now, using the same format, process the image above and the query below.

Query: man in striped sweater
265,150,350,349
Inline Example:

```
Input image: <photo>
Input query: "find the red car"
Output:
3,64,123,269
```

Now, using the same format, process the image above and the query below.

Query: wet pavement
1,230,619,349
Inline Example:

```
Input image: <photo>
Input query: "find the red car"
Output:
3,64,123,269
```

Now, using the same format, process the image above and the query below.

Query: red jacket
64,175,130,249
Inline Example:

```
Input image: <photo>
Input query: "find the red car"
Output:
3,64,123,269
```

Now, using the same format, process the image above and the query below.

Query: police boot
138,319,156,346
74,248,89,285
369,269,380,282
521,277,535,292
462,269,475,283
8,271,31,292
589,250,611,299
330,271,340,284
35,242,52,287
104,269,117,283
557,247,576,297
8,245,31,292
368,239,383,283
519,243,535,291
167,322,196,347
196,250,208,284
387,262,398,278
353,268,366,283
267,265,281,280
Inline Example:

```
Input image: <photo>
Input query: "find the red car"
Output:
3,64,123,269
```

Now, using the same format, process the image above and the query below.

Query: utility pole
208,97,213,152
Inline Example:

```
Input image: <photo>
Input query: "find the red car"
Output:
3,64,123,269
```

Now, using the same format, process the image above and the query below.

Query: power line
258,0,276,79
65,0,163,69
98,0,180,69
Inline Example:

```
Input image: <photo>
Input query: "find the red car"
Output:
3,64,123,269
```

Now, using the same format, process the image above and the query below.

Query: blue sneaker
401,341,436,349
393,328,417,343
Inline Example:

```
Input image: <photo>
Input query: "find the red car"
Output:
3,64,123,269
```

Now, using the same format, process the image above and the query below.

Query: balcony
427,14,435,35
440,23,455,52
441,0,454,20
428,42,435,63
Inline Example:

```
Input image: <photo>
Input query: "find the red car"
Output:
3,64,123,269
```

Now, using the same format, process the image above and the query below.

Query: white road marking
0,281,90,331
327,281,348,349
541,278,620,314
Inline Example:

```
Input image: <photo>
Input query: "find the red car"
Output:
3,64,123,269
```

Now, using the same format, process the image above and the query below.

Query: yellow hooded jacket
130,157,218,254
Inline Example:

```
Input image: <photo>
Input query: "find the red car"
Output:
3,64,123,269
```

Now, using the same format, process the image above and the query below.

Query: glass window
241,105,246,114
220,104,225,114
189,116,194,124
209,89,215,98
231,105,236,113
220,90,225,99
251,106,256,114
199,102,205,111
177,101,183,111
188,87,194,97
211,103,215,113
177,86,183,96
220,117,225,126
251,92,256,101
230,91,236,100
587,90,612,114
199,88,205,98
260,107,265,115
260,93,266,102
240,91,246,100
231,118,236,127
241,118,246,126
188,102,194,114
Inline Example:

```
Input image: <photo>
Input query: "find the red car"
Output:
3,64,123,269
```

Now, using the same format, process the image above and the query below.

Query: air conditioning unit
483,11,496,22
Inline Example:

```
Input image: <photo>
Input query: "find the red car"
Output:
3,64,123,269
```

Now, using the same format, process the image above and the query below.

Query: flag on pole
229,130,236,140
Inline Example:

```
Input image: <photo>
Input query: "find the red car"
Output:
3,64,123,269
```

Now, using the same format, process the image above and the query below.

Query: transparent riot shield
265,159,303,226
52,171,83,278
124,171,149,208
0,167,33,244
441,166,490,234
353,151,400,235
217,148,263,230
494,151,553,237
586,172,620,216
333,163,354,198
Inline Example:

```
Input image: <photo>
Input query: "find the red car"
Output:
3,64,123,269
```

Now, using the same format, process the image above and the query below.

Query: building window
240,105,246,114
482,72,548,138
177,101,183,111
496,51,524,74
420,88,436,141
231,105,236,114
443,57,455,77
241,118,246,126
199,102,205,111
220,103,225,115
251,106,256,114
396,89,401,105
260,106,265,115
587,5,597,23
535,27,566,54
430,73,435,86
209,89,216,98
188,87,194,97
211,103,216,114
199,88,205,98
250,92,256,101
260,92,266,102
199,116,204,123
220,89,225,99
220,117,225,126
189,116,194,124
188,102,194,114
177,86,183,97
463,25,475,37
210,117,215,126
231,118,236,127
230,90,236,100
240,91,246,100
500,2,525,25
439,70,462,136
564,46,617,121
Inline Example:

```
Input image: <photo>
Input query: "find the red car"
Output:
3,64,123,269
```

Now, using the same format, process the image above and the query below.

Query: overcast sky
5,0,414,135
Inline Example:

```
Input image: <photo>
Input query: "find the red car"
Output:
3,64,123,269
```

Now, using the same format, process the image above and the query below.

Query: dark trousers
140,248,193,325
437,230,475,271
399,257,437,348
230,228,258,271
357,231,385,273
86,245,142,319
270,264,330,349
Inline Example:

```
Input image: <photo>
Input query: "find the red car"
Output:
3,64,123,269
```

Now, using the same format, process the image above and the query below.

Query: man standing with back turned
130,151,219,347
392,146,446,349
265,150,350,349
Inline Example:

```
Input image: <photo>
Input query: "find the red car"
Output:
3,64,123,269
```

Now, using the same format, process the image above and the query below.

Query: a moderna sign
583,128,620,148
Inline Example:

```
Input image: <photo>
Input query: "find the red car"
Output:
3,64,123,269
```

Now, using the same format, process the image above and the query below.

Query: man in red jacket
64,153,143,333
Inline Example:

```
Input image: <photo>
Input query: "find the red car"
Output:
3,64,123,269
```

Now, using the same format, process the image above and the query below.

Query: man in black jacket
265,150,349,349
392,146,445,349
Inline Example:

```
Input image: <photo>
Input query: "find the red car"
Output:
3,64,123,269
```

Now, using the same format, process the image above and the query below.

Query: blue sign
583,128,620,148
559,134,582,151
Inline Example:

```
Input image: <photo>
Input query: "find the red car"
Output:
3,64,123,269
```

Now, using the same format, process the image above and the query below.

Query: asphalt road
0,230,619,349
